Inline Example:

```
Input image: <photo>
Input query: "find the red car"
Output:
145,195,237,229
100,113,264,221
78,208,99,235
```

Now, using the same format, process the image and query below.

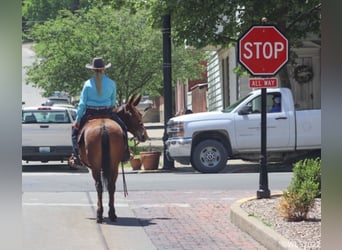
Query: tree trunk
278,67,291,89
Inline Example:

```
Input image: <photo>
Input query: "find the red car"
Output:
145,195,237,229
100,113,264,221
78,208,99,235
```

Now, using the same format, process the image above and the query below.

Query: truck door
234,93,291,151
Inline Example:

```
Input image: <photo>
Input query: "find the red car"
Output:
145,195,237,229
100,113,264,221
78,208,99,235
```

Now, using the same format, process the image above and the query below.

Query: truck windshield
222,94,252,113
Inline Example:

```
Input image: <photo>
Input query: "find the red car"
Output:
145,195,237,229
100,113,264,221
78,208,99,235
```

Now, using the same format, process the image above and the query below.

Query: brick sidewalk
124,190,267,250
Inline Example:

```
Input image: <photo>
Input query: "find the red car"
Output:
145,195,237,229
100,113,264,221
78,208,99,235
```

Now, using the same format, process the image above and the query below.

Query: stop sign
238,25,289,76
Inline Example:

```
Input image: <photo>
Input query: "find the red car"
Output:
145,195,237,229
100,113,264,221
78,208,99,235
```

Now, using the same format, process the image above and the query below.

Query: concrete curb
230,195,302,250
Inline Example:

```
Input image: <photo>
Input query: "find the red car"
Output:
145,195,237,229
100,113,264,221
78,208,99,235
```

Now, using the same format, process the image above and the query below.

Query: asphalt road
22,162,292,249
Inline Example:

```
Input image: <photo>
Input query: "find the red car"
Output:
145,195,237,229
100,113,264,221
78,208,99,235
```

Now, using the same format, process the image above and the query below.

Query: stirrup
68,154,83,168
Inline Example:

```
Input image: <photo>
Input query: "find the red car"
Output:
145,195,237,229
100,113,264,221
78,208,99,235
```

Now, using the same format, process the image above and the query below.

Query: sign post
237,24,289,199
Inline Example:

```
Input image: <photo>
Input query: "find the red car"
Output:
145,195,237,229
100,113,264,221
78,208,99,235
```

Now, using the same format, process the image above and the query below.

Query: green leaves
146,0,321,49
25,5,205,102
278,157,321,221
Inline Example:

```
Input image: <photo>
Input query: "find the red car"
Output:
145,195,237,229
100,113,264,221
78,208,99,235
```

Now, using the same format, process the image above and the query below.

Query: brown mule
77,94,148,223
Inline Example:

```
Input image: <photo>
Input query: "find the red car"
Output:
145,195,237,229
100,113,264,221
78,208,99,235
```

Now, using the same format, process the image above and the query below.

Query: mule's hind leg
92,171,104,223
107,178,117,221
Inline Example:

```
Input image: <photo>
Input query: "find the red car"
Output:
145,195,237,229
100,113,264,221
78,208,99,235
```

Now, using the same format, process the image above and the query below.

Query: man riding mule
70,57,130,167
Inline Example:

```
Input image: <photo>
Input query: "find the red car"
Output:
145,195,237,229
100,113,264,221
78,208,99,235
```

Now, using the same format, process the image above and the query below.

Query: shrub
278,158,321,221
128,138,149,157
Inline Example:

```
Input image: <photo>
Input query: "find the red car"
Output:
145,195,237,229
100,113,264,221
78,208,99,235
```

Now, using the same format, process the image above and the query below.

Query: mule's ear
132,94,141,106
127,95,134,105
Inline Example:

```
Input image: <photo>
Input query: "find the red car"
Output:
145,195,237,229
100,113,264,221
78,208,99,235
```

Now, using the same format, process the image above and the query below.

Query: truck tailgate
22,123,72,146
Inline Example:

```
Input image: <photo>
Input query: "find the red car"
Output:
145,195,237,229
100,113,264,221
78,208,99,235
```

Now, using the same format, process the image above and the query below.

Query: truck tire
191,139,228,173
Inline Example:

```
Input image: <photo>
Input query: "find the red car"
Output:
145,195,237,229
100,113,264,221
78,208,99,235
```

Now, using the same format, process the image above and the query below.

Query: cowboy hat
85,57,111,70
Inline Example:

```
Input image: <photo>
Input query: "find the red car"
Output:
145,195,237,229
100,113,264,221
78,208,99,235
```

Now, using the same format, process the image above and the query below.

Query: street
22,162,292,249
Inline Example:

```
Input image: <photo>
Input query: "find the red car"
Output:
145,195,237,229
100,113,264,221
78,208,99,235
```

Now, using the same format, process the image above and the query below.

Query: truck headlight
167,121,184,138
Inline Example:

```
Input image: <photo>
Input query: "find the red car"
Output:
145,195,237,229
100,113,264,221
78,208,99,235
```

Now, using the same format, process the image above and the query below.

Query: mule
78,94,148,223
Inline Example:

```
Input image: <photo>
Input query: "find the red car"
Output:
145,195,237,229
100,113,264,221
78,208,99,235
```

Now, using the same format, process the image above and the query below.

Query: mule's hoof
109,213,117,222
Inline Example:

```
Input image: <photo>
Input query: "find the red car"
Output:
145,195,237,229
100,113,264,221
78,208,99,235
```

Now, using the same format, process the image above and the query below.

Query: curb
230,195,301,250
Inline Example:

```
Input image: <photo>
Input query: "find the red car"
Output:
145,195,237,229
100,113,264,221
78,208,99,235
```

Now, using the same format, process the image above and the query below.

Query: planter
140,151,161,170
130,157,142,170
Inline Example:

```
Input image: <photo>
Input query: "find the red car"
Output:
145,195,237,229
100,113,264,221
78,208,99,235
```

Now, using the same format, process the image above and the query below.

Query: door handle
275,117,287,120
40,125,49,128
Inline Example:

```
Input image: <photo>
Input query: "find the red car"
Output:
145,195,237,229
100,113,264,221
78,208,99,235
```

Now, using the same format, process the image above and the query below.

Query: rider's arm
76,82,88,122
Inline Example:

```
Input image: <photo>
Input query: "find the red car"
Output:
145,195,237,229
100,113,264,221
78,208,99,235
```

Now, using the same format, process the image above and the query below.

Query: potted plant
128,138,142,170
140,143,161,170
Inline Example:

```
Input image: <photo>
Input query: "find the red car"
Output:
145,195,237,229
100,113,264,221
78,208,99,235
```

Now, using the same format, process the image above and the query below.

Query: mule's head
116,94,149,142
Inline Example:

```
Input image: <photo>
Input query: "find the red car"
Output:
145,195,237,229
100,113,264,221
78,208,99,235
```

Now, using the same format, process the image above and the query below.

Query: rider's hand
73,122,80,129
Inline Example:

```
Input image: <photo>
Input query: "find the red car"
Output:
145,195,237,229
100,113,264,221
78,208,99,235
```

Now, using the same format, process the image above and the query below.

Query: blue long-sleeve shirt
76,74,116,122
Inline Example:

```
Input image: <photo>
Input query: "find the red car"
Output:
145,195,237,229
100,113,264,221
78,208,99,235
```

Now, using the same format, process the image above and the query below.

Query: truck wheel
192,139,228,173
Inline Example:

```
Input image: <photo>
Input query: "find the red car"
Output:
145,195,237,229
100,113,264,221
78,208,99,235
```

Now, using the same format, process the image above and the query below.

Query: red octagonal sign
238,25,289,76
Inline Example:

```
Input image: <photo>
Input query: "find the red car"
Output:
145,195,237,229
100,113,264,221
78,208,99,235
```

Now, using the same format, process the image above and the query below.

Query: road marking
22,173,83,176
132,203,190,208
23,202,191,208
23,202,129,207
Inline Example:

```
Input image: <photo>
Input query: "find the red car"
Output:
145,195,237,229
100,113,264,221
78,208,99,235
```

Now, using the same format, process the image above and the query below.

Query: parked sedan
22,106,76,163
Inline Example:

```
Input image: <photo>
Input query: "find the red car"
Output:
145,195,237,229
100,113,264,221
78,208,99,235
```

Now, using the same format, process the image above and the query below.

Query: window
22,110,71,123
243,93,282,114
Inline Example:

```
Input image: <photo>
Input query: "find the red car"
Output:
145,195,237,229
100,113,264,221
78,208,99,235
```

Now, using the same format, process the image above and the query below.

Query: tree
144,0,321,48
22,0,92,33
25,5,205,103
136,0,321,87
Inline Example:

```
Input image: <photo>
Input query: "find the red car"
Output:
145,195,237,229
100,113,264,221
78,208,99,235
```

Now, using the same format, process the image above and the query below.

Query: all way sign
249,78,278,88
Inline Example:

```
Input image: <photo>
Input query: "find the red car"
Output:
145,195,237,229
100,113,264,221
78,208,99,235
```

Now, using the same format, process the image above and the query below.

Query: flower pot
140,151,161,170
130,158,142,170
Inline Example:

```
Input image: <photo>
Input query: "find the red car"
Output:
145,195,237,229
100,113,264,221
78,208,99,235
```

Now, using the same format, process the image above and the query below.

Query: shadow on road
22,162,89,173
86,216,164,227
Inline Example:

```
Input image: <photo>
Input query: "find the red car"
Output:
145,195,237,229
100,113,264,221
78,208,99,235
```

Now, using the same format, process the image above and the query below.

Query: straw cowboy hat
85,57,111,70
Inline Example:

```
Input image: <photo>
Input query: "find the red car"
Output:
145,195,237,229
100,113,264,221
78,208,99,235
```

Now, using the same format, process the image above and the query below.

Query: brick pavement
123,190,267,250
126,124,267,249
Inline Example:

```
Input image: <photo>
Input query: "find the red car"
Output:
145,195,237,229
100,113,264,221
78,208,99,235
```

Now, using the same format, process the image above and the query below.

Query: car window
22,110,71,123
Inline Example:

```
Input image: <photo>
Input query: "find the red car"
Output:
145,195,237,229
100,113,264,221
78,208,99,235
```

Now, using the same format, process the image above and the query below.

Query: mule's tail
101,125,111,184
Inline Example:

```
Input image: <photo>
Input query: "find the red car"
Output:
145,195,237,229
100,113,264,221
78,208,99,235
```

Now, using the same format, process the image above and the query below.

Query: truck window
243,93,282,114
223,94,252,113
268,94,281,113
22,110,70,123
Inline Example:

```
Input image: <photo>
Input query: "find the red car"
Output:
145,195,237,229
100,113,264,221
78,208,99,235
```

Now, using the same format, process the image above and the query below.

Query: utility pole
162,14,174,170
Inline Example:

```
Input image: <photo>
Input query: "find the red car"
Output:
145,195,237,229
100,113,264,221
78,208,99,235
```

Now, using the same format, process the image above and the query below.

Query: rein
121,162,128,197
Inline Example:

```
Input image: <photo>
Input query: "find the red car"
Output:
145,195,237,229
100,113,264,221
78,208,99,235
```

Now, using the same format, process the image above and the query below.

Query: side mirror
238,105,252,115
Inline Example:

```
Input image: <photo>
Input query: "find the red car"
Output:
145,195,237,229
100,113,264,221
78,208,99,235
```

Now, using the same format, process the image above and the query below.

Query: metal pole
257,88,270,198
162,14,174,170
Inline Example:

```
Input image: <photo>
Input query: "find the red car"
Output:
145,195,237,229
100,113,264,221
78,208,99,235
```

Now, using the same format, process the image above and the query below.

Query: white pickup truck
22,106,76,164
166,88,321,173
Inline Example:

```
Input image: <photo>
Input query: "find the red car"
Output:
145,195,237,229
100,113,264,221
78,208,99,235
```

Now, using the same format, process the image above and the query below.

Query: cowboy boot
71,127,82,166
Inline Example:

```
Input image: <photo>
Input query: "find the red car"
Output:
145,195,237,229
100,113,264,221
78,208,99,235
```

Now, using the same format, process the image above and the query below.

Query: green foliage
128,138,148,156
289,158,321,198
25,5,206,102
278,158,321,221
22,0,94,33
145,0,321,49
